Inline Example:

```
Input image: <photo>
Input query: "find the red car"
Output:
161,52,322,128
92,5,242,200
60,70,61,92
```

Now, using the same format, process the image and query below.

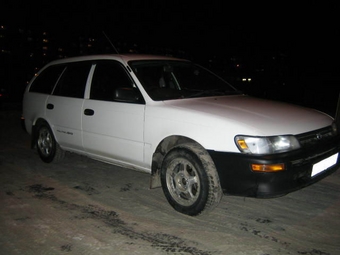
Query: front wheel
161,143,222,216
36,122,65,163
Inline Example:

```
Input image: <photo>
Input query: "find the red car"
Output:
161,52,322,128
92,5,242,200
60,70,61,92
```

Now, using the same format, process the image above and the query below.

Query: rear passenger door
46,62,92,152
82,60,146,167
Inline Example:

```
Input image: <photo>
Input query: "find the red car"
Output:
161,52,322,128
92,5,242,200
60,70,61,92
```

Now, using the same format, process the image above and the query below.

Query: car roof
45,54,188,66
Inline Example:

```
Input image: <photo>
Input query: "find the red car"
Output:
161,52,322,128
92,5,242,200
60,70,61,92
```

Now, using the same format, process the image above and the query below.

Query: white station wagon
23,54,340,216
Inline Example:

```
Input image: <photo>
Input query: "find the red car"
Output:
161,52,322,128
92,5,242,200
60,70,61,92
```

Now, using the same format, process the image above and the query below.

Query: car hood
163,95,333,136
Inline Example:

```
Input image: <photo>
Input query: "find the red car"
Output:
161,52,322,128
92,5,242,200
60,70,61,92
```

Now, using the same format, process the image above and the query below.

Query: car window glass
53,62,92,98
29,65,66,94
90,61,134,101
130,60,239,101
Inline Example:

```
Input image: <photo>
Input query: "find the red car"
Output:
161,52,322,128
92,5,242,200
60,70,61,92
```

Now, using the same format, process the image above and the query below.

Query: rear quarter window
29,65,66,94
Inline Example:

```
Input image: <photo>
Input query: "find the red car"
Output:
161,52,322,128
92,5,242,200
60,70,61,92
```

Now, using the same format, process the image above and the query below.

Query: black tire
35,122,65,163
161,143,222,216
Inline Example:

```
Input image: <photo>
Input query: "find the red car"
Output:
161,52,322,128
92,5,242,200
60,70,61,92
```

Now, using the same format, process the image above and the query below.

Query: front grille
296,126,337,148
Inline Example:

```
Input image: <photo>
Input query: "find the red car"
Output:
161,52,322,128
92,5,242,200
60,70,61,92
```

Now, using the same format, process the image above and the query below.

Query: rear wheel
36,122,65,163
161,143,222,216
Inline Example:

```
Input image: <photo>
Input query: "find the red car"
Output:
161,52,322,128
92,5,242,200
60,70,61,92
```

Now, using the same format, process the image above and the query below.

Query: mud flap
150,169,161,189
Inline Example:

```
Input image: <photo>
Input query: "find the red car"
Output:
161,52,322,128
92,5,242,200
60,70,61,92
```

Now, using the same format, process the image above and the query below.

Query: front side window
53,62,92,98
90,60,138,102
129,60,240,101
29,65,66,94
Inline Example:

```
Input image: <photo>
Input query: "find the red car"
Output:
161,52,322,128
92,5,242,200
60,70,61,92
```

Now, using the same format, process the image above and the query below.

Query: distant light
242,78,252,82
1,49,11,54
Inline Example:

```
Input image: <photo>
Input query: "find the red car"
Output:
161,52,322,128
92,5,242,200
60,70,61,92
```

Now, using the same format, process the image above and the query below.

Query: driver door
82,60,146,167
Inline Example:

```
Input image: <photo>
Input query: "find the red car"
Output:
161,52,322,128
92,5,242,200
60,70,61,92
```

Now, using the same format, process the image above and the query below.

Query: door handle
84,109,95,116
46,103,54,110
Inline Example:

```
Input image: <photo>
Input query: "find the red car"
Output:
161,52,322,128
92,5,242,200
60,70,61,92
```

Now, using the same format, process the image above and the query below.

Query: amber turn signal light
251,163,285,172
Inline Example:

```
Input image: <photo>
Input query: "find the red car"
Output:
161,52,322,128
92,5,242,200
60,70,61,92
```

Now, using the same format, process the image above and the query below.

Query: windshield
129,60,241,101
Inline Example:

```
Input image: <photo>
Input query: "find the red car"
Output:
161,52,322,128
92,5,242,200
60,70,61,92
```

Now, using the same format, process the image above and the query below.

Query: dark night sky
2,1,340,80
1,1,340,114
2,1,339,55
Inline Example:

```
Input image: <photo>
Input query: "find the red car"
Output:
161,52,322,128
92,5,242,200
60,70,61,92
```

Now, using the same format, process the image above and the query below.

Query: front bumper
208,137,340,198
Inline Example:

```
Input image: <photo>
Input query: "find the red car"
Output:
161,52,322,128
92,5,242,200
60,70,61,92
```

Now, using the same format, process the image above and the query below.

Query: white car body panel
81,99,145,167
46,95,84,151
23,92,48,134
162,96,332,136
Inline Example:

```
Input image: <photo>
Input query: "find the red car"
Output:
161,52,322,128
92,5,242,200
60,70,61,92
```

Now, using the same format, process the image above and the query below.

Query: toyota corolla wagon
22,54,340,216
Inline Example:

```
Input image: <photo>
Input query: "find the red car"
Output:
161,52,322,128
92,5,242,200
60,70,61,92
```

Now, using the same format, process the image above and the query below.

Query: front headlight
235,135,301,154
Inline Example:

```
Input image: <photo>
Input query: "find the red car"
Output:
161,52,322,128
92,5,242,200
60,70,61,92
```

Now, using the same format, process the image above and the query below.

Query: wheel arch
150,135,205,189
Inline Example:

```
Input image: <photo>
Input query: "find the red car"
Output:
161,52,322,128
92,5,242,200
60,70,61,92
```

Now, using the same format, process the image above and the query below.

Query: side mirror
114,88,143,103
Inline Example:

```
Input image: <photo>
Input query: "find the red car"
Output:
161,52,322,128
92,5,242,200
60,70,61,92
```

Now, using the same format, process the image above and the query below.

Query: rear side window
53,62,92,98
29,65,66,94
90,61,134,101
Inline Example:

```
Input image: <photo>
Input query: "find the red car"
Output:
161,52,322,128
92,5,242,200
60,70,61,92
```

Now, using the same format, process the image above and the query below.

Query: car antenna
102,31,119,54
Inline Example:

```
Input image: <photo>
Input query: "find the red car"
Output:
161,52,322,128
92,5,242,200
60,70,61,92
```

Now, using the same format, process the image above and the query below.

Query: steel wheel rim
37,127,53,157
166,158,200,206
